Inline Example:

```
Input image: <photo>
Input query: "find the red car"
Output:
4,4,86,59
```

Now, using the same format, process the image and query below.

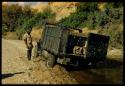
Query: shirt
23,33,33,49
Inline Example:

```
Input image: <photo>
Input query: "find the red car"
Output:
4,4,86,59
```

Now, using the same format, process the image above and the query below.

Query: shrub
58,2,123,49
15,7,55,40
16,28,26,40
98,24,123,49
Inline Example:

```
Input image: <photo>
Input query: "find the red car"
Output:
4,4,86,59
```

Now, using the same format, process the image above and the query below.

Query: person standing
23,28,33,60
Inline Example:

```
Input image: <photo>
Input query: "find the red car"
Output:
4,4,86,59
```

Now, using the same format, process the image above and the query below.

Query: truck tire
46,53,55,68
41,50,49,59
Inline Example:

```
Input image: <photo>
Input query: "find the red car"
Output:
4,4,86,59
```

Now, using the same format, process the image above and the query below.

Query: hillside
31,2,107,22
49,2,79,21
2,2,123,84
31,3,49,12
2,2,123,49
31,2,79,21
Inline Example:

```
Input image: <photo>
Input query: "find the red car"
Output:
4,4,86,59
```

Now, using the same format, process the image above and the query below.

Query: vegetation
58,2,99,29
2,4,55,39
57,2,123,49
2,2,123,49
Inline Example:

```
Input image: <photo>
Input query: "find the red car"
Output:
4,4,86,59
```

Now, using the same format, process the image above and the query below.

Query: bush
58,2,99,29
2,24,8,36
15,7,55,40
98,24,123,49
109,27,123,49
16,28,26,40
77,2,98,13
58,2,123,49
58,12,89,28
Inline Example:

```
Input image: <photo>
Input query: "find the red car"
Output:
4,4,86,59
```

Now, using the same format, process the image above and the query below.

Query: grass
3,32,18,40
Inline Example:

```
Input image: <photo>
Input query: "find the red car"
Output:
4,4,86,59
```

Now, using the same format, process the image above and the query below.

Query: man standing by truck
23,27,33,60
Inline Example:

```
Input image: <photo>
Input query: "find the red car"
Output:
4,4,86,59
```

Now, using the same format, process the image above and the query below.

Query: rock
22,79,27,83
42,80,50,84
33,79,39,83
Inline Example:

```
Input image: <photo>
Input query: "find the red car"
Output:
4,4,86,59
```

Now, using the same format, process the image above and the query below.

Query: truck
33,23,110,68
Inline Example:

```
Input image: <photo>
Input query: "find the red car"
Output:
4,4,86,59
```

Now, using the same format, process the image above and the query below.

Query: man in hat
23,28,33,60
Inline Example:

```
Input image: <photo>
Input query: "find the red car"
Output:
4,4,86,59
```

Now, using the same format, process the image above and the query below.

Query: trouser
27,49,32,60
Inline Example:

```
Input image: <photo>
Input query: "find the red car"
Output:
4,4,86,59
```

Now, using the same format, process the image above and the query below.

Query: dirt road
2,39,77,84
2,39,123,84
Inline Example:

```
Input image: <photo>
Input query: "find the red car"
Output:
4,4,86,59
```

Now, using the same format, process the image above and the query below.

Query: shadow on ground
2,72,25,79
60,57,123,84
61,57,123,71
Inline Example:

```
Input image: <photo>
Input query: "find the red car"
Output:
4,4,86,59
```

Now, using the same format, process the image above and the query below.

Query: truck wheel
46,53,55,68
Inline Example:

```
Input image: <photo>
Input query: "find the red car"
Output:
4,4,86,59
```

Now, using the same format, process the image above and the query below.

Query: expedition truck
33,23,110,68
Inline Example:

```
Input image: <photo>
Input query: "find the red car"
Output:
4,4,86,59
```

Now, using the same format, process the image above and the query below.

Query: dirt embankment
2,39,123,84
